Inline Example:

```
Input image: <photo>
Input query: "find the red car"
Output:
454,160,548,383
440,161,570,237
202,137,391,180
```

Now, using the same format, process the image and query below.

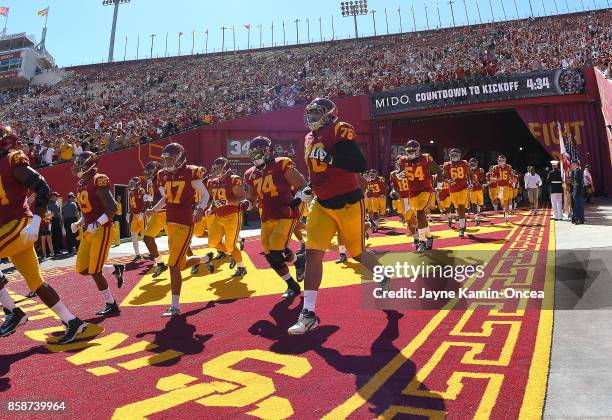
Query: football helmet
0,125,19,155
497,155,507,166
211,156,231,178
128,176,141,191
405,140,421,160
249,136,273,168
468,158,478,169
144,161,162,180
161,143,186,172
72,151,97,178
304,97,338,131
449,148,461,162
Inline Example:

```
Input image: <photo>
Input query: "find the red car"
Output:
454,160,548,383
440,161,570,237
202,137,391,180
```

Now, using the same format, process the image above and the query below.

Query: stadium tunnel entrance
387,108,552,174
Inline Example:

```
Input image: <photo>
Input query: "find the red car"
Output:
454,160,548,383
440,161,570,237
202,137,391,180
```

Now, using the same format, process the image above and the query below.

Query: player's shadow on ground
135,304,215,367
204,275,255,301
249,302,444,416
0,345,49,391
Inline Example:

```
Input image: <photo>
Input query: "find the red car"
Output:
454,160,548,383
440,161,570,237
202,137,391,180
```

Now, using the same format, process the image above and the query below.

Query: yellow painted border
518,219,555,419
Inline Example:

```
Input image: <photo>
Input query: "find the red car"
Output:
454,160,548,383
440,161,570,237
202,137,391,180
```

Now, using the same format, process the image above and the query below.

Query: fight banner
370,69,586,116
516,102,612,194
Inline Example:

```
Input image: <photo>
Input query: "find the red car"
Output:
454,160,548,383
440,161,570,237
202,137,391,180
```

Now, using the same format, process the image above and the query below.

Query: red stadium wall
38,96,373,198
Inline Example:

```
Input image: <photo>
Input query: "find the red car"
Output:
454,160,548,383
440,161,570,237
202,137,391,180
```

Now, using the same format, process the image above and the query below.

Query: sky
0,0,609,67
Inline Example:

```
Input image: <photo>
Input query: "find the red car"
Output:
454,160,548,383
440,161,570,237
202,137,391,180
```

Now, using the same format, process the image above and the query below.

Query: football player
0,125,86,343
468,158,485,226
72,151,125,315
490,155,513,222
288,97,389,335
486,167,499,212
364,169,386,232
398,139,442,253
149,143,213,317
206,156,247,277
127,176,146,260
389,158,417,245
142,160,169,278
243,136,307,298
443,148,472,238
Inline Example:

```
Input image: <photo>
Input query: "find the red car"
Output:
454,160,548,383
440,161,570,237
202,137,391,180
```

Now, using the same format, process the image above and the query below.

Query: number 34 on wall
112,350,312,420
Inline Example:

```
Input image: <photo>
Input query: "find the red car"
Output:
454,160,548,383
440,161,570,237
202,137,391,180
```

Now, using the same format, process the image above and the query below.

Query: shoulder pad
8,150,29,167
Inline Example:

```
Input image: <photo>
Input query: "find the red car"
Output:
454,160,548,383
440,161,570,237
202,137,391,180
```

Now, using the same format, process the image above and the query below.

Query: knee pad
265,251,287,271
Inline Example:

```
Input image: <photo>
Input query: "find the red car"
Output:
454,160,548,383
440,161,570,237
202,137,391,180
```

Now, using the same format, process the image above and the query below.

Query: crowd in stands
0,9,609,167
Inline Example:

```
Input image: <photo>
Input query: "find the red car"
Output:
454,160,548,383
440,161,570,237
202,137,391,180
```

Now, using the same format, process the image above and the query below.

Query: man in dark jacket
546,161,563,220
568,160,584,224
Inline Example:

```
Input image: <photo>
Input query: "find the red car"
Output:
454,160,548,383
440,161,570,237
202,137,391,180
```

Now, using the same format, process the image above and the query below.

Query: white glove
136,213,144,221
86,222,99,234
436,182,443,189
21,215,41,243
143,194,153,202
71,217,84,233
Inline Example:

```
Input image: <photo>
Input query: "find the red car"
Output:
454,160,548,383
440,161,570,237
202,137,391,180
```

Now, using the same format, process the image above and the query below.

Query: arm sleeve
331,140,367,173
192,179,210,209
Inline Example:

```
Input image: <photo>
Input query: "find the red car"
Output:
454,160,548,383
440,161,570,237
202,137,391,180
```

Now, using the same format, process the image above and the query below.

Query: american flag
558,122,571,181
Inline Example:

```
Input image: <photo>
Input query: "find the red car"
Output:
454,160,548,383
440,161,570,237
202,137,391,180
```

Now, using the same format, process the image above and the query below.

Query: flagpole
191,31,195,55
271,22,274,46
205,30,208,53
124,36,127,60
232,25,236,52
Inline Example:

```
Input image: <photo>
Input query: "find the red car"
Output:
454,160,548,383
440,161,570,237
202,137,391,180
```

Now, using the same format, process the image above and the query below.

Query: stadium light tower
340,1,368,39
103,0,131,63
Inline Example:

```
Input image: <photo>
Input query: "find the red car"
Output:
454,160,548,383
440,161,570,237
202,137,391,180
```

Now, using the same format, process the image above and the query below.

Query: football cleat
335,253,347,264
232,267,247,277
476,219,481,226
58,318,87,344
0,307,28,337
426,236,434,250
448,218,452,228
239,237,245,251
213,251,226,260
416,241,426,254
131,254,142,262
282,280,301,299
459,228,465,238
112,264,125,288
190,264,200,275
229,256,236,270
161,306,180,317
26,290,36,298
96,301,120,316
204,252,215,273
152,263,168,278
288,309,320,335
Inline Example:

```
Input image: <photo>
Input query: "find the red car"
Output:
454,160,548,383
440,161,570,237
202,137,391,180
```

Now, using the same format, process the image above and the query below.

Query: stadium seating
0,9,609,167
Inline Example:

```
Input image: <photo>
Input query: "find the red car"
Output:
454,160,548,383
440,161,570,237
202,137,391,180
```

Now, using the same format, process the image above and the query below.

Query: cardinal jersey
492,164,513,187
207,174,242,217
443,160,470,193
157,165,203,225
438,180,451,201
366,177,387,198
470,168,485,191
390,170,411,199
146,176,164,208
399,153,434,194
0,150,33,226
304,121,360,201
244,157,298,222
77,172,112,226
129,187,145,213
